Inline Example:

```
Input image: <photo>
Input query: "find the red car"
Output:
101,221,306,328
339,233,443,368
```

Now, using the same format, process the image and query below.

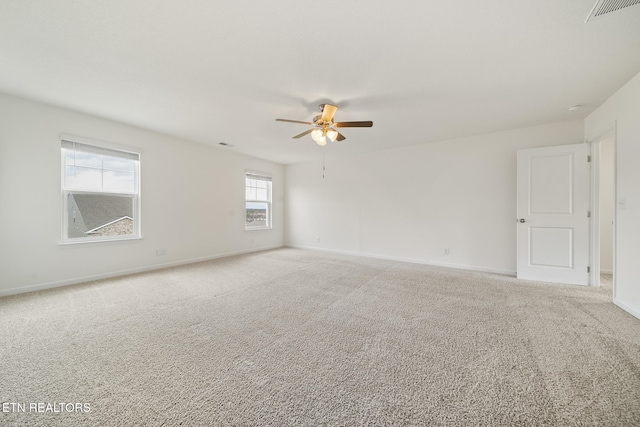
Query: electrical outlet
155,248,166,256
444,248,450,255
316,236,320,243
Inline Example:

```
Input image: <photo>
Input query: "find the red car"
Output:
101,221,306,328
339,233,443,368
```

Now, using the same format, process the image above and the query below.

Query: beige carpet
1,248,639,426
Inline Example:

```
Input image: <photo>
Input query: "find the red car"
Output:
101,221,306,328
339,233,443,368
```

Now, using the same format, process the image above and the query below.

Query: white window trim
245,170,272,231
59,134,142,244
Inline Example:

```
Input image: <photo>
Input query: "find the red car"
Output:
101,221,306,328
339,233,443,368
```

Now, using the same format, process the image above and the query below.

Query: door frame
588,123,617,294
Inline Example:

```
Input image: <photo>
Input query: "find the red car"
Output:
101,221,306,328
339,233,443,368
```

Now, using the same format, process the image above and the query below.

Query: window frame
60,135,142,244
245,171,272,231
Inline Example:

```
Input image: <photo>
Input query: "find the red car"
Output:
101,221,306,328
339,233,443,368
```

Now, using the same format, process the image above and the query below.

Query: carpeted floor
1,248,639,426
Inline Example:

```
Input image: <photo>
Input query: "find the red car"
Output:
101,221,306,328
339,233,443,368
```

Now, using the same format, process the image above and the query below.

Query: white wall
599,136,615,273
285,120,583,275
0,93,284,296
585,71,640,319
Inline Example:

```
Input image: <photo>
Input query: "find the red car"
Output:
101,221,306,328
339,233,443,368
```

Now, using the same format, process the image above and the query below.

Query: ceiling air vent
585,0,640,22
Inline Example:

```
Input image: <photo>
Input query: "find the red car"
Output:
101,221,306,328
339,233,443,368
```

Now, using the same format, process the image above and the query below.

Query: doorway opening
591,130,616,297
598,134,615,294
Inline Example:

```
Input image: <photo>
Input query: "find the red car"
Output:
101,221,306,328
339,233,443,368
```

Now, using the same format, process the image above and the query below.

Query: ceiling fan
276,104,373,146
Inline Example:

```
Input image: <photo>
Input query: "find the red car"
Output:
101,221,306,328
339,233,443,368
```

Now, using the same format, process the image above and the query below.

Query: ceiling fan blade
320,104,338,122
276,118,313,125
292,129,313,139
335,121,373,128
336,132,346,142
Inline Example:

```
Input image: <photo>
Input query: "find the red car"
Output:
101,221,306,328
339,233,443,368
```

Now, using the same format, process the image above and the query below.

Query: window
245,172,272,230
61,138,140,242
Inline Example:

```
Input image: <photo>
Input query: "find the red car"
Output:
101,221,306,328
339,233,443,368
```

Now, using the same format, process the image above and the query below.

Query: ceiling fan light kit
311,128,327,145
276,103,372,146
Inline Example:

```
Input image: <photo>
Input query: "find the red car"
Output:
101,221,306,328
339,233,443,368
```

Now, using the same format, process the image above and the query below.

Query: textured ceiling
1,0,639,164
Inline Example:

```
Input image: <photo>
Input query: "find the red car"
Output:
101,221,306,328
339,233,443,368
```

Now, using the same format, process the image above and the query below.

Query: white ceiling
1,1,640,164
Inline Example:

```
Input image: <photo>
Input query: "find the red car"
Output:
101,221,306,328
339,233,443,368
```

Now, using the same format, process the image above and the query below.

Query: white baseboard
285,244,516,276
0,245,284,298
600,269,613,275
613,298,640,320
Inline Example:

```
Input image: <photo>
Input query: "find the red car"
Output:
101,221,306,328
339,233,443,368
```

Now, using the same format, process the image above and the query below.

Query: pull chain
322,148,326,179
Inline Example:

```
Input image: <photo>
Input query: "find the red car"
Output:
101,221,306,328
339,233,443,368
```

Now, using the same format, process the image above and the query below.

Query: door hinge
587,210,591,218
587,266,591,273
587,155,591,162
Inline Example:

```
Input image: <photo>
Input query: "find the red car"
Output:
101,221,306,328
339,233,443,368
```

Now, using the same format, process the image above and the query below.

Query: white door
517,144,590,285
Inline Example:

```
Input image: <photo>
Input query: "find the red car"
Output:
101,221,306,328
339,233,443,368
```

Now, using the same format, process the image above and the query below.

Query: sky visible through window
64,149,136,193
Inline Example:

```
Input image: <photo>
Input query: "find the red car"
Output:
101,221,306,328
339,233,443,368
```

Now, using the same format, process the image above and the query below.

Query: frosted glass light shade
326,129,338,142
311,129,323,142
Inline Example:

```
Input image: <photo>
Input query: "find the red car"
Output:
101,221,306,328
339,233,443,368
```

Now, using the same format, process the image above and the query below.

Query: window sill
245,227,272,232
58,236,144,247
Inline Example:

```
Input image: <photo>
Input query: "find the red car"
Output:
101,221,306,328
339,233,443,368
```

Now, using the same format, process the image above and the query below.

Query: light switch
617,197,627,210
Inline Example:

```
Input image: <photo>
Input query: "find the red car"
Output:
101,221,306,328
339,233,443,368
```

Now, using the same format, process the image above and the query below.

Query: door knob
519,218,526,223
